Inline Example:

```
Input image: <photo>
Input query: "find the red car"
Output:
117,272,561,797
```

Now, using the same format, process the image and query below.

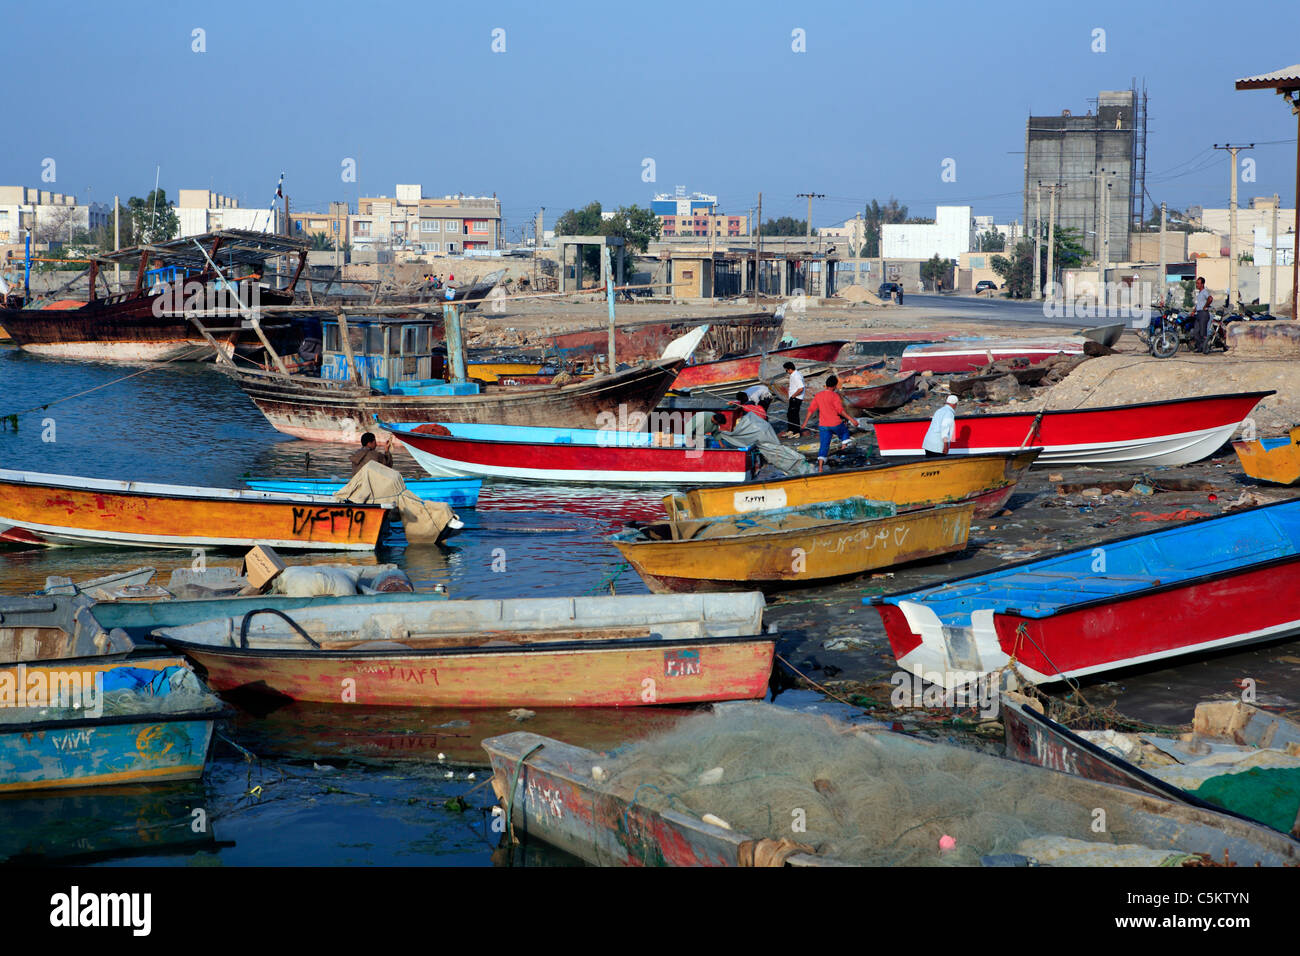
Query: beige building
1199,197,1297,259
351,185,501,255
176,189,278,236
1128,231,1188,263
0,186,110,245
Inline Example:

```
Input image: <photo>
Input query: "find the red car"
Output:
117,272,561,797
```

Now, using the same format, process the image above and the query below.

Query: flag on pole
265,172,284,232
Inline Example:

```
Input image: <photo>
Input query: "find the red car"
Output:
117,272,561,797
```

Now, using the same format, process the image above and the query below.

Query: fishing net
599,704,1207,866
0,665,218,724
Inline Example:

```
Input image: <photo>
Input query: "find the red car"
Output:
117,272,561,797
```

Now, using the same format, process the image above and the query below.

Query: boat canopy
92,229,309,271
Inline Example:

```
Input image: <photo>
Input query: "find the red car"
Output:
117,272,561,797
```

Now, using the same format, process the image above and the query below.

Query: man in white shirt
780,361,805,438
922,395,959,455
745,383,773,404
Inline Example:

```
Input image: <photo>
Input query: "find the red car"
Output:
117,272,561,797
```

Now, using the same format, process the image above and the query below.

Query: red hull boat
670,341,847,392
870,497,1300,689
899,338,1084,374
872,391,1271,467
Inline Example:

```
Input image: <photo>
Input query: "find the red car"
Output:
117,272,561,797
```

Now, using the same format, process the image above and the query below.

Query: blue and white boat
245,476,482,508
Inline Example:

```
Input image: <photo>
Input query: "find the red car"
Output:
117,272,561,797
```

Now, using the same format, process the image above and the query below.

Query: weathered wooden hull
547,313,783,364
1000,696,1266,816
670,340,847,391
873,391,1272,466
0,594,133,664
665,450,1039,522
0,657,222,793
614,503,975,593
484,731,829,866
0,469,387,551
485,713,1300,866
839,371,920,411
1233,427,1300,485
0,287,295,362
229,359,684,443
158,636,774,707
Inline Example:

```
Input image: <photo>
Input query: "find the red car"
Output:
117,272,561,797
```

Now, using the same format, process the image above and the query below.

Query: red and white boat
670,340,847,393
899,338,1084,374
386,422,751,485
872,392,1272,467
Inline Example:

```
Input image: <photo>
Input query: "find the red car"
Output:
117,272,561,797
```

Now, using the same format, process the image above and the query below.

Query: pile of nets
599,704,1199,866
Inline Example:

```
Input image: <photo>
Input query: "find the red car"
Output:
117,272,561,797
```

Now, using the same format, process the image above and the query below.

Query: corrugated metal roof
92,229,308,268
1236,64,1300,90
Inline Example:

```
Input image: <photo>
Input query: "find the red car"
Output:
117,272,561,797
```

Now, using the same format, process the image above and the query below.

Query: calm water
0,347,715,866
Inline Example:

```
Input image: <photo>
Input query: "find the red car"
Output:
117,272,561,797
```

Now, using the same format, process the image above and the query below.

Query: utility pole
1271,192,1280,312
113,194,120,291
1044,182,1062,300
1033,183,1042,300
796,193,824,238
753,192,762,304
1213,143,1254,308
1158,201,1167,308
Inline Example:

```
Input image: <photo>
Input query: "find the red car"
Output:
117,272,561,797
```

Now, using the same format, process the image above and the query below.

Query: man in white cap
922,394,959,456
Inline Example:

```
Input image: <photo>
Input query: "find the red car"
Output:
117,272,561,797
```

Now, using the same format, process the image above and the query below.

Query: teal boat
0,656,225,793
245,476,482,508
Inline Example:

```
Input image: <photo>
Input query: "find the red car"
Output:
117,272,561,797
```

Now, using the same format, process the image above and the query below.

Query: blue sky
5,0,1298,239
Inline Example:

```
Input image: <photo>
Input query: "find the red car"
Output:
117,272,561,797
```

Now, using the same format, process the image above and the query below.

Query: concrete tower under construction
1023,85,1148,263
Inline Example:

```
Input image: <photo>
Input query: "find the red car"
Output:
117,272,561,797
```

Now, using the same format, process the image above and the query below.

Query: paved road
899,292,1123,330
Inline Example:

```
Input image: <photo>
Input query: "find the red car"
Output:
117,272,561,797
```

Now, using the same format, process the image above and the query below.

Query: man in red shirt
802,375,857,470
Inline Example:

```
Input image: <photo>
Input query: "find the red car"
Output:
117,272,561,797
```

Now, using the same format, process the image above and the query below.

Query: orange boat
151,594,774,707
0,469,390,551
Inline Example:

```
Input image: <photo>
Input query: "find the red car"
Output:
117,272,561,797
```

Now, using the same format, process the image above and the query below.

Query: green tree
991,241,1035,298
601,204,661,253
554,201,604,238
126,189,179,245
977,230,1005,252
920,254,953,291
860,198,908,258
760,216,807,236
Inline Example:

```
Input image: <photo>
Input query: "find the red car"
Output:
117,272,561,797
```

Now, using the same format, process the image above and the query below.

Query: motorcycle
1137,307,1228,358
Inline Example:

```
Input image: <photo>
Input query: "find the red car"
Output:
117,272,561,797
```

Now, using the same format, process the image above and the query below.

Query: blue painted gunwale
245,477,482,507
869,498,1300,624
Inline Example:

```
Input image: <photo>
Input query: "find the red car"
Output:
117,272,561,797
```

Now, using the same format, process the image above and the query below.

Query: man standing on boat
351,432,395,474
922,395,959,456
802,376,857,471
780,361,805,438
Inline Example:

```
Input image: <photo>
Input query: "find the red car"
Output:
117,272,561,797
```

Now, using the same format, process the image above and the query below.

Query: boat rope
504,742,544,853
1011,622,1084,700
775,653,859,708
0,342,215,421
590,562,630,595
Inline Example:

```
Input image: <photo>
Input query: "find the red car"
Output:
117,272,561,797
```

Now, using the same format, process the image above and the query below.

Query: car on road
975,280,999,294
878,282,902,300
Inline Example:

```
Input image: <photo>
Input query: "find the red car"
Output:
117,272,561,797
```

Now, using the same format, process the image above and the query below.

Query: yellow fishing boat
466,362,545,383
1233,427,1300,485
664,449,1039,521
0,469,390,551
610,498,974,593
